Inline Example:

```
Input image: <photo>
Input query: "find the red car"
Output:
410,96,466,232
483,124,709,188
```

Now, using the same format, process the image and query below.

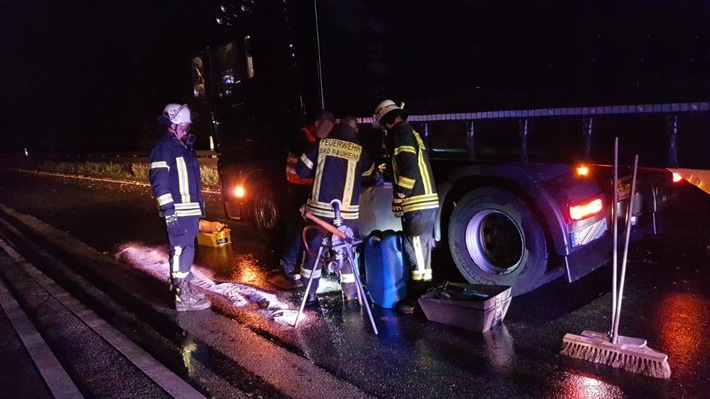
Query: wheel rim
255,198,277,230
465,210,524,274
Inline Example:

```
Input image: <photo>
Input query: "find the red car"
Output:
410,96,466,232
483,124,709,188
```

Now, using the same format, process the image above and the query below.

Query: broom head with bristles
561,330,671,379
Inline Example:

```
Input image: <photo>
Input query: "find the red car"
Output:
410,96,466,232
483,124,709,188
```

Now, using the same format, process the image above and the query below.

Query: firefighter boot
170,278,206,300
174,280,211,312
341,282,359,302
395,281,431,315
304,279,319,306
279,260,304,289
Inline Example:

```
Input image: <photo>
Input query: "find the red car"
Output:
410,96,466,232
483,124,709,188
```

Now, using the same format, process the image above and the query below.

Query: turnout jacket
295,123,375,220
149,133,205,218
385,121,439,214
285,124,318,186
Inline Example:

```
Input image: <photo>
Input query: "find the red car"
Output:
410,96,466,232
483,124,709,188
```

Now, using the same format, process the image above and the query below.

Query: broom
561,143,671,379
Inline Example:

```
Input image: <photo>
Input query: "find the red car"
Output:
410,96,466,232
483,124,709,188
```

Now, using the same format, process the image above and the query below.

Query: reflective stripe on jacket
386,122,439,214
285,125,318,185
149,133,204,218
295,124,374,220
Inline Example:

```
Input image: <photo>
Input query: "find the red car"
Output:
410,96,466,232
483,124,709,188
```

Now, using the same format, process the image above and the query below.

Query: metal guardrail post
666,115,678,167
466,121,475,159
519,118,528,162
582,116,593,161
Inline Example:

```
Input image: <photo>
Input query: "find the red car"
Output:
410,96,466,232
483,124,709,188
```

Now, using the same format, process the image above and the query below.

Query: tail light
671,172,683,183
569,197,603,221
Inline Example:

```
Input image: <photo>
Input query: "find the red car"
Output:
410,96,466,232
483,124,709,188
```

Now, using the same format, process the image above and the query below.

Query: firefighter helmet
160,103,192,125
374,99,406,126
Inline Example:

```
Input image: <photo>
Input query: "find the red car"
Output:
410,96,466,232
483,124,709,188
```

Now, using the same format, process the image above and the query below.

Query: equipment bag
362,229,407,308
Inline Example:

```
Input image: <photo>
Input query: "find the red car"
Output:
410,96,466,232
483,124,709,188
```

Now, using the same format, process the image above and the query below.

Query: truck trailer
191,0,705,294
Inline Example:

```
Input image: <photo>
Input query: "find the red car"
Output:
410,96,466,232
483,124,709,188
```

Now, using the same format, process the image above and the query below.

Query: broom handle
611,154,639,343
610,137,619,337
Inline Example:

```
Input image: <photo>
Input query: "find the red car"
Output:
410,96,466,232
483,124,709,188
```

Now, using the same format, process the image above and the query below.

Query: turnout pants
279,183,311,275
300,218,358,297
401,209,437,282
167,216,200,284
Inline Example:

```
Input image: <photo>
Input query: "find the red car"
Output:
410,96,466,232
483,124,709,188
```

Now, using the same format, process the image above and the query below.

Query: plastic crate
418,283,512,332
197,228,232,247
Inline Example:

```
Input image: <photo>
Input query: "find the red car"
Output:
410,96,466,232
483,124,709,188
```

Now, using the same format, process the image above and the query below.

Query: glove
164,209,184,236
392,197,404,218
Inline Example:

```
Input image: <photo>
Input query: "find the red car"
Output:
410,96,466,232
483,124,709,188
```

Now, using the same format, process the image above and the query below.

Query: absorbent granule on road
114,243,311,326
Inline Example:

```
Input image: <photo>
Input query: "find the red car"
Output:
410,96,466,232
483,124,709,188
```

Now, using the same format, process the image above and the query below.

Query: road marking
0,238,209,399
0,240,85,399
0,201,375,399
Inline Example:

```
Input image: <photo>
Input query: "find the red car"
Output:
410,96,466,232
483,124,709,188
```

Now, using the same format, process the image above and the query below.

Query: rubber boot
280,260,304,288
341,282,359,302
395,281,431,315
395,294,418,315
170,278,205,300
174,280,211,312
304,277,320,306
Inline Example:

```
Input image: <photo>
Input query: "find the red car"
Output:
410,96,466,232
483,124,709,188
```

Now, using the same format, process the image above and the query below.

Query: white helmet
373,99,405,126
161,103,192,125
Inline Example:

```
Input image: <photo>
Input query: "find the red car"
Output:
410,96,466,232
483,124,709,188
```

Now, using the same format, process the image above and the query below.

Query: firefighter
296,117,375,304
275,110,335,289
373,100,440,314
149,103,211,312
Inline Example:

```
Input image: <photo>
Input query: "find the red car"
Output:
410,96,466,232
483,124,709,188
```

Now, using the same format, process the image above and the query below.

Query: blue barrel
363,230,408,308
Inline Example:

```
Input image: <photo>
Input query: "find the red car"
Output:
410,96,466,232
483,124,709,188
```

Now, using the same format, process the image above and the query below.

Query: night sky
1,1,710,153
0,0,217,153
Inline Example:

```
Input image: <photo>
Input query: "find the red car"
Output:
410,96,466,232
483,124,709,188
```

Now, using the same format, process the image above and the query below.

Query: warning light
575,165,591,177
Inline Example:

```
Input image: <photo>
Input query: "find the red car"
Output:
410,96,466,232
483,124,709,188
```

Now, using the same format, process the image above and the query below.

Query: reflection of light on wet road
234,256,261,284
483,324,515,372
657,292,708,377
115,243,316,327
555,372,623,399
181,340,199,376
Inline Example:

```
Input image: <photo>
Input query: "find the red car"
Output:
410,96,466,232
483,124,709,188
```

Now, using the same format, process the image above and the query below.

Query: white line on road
0,238,209,399
0,239,85,399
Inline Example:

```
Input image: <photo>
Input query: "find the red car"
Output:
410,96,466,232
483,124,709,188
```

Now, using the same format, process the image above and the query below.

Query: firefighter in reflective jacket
277,111,335,288
295,117,375,304
149,103,211,312
374,100,440,313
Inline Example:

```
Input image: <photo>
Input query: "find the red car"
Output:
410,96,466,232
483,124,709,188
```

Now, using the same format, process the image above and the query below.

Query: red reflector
570,198,603,221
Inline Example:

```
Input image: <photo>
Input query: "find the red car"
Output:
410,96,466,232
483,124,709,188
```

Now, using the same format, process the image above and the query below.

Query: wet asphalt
0,169,708,398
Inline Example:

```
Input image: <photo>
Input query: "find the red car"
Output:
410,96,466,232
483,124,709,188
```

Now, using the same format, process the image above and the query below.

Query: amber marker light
569,197,603,221
575,164,591,177
233,185,246,198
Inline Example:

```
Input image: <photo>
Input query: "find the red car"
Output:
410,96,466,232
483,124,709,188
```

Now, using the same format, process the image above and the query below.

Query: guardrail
357,101,710,168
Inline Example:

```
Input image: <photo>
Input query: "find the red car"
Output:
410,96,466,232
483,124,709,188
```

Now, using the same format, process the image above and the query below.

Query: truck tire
252,183,282,242
448,187,549,296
